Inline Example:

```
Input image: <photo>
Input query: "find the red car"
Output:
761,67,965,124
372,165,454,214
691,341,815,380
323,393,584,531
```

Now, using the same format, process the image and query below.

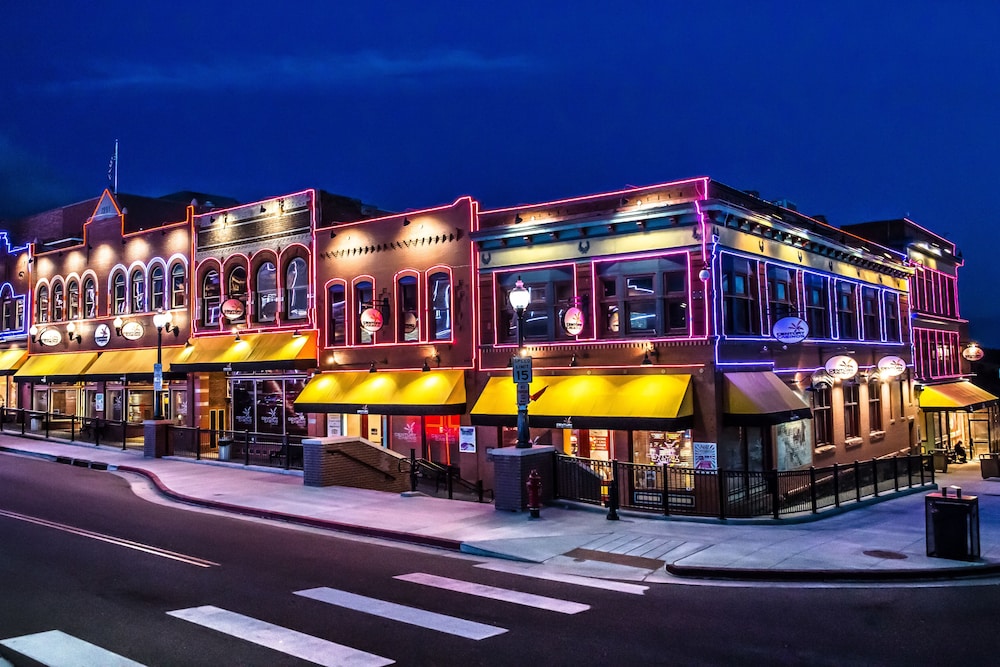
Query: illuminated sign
962,344,984,362
824,355,859,380
561,306,585,337
95,323,111,347
772,317,809,344
876,355,907,377
120,321,144,340
359,308,384,334
402,311,418,335
38,328,62,346
221,299,246,321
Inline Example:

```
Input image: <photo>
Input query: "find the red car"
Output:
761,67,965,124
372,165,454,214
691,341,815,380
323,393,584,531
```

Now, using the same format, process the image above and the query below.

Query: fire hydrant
526,469,542,519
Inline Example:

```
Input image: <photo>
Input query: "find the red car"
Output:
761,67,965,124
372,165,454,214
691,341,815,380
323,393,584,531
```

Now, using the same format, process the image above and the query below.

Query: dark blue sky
3,2,999,342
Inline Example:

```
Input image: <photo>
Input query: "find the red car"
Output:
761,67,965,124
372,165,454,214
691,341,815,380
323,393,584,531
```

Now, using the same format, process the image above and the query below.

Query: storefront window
230,376,308,436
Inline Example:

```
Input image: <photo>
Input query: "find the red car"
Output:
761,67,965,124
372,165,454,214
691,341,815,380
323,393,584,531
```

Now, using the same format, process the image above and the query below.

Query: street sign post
512,357,533,384
516,382,530,406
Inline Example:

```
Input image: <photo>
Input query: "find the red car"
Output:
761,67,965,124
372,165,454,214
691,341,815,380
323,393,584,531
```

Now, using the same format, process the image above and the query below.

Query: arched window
130,267,145,313
227,266,247,323
112,271,127,314
1,290,13,331
397,275,419,342
256,262,278,323
83,277,97,318
428,272,451,341
36,285,50,323
328,283,346,346
150,265,165,311
170,262,187,309
202,269,220,326
285,257,308,320
355,280,374,344
67,279,80,320
52,281,65,321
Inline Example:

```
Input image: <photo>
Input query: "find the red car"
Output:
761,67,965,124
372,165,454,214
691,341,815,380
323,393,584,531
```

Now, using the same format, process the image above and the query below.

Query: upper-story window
327,282,346,346
766,265,797,324
869,379,883,432
131,267,145,313
67,279,80,320
804,273,830,339
598,256,688,339
285,257,308,320
913,267,958,319
112,271,127,315
256,262,278,323
52,281,65,321
502,268,572,343
428,271,452,341
835,281,858,339
84,277,97,318
170,262,187,309
397,274,419,342
202,269,220,326
150,265,165,311
861,287,880,341
227,265,247,324
812,385,833,447
355,280,375,344
36,285,49,324
844,382,861,439
884,292,901,342
722,254,759,336
1,289,23,331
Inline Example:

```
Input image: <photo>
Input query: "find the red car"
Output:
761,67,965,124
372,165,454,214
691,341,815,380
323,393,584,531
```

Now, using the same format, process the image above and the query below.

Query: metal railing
0,407,143,450
168,427,305,471
554,453,933,519
399,449,492,503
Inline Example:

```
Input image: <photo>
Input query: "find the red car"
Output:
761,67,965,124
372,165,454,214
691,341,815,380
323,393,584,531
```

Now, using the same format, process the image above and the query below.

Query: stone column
489,445,555,511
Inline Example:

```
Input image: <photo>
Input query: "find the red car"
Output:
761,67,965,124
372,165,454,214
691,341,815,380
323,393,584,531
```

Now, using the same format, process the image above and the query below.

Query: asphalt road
1,453,998,666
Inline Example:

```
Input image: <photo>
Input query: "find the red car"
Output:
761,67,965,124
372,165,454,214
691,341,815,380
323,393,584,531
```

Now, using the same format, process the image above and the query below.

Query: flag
107,139,118,193
107,152,115,182
529,386,547,402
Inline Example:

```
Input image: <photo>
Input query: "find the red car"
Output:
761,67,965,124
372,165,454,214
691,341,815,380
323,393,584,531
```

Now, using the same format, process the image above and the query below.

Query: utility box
925,491,980,561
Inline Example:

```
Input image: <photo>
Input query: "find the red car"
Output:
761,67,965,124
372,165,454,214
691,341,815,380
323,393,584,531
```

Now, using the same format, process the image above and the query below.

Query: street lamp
508,277,532,448
152,310,176,419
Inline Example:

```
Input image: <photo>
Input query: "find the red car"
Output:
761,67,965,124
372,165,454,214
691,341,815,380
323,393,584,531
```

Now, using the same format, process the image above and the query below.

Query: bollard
526,469,542,519
606,479,620,520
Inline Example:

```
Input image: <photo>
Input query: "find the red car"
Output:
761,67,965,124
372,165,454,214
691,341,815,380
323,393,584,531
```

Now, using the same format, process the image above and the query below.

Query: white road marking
0,629,146,666
167,606,393,667
394,572,590,614
475,562,648,595
296,587,507,640
0,508,219,568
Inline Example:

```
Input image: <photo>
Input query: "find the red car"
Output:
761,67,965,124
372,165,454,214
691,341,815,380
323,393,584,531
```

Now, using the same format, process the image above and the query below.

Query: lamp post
152,310,174,420
508,278,531,448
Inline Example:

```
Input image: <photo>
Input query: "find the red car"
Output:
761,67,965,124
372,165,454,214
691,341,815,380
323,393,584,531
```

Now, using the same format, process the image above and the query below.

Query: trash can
217,438,232,461
931,449,949,473
980,453,1000,479
925,490,980,560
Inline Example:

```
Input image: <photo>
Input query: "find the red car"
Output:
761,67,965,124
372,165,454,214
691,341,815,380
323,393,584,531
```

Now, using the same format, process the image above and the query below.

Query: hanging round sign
360,307,384,333
95,323,111,347
824,354,859,380
561,306,585,336
962,344,984,362
38,328,62,347
772,316,809,344
876,355,907,377
402,311,418,335
221,298,246,320
120,321,144,341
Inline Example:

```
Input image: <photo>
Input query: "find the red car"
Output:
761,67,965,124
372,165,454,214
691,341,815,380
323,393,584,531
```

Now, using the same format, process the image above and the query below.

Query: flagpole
113,139,118,194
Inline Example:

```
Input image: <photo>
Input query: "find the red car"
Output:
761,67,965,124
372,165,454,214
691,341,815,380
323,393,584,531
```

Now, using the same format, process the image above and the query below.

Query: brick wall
303,437,409,493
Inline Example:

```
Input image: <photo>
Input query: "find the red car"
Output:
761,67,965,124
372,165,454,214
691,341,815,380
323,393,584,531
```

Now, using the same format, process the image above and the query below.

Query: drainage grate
863,549,908,560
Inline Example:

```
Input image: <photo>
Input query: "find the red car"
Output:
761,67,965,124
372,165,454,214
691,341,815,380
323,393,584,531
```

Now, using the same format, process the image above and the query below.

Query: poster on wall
775,420,813,471
327,415,343,437
459,426,476,453
391,415,422,450
693,442,718,470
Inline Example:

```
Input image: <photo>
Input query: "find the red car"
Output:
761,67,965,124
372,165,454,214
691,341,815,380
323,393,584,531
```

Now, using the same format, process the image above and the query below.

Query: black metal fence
0,407,304,471
554,453,934,519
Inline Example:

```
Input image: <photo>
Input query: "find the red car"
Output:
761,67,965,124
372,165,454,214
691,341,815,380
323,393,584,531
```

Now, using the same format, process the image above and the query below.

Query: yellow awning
919,382,999,412
85,347,184,378
170,330,318,371
294,370,467,415
723,372,812,426
470,374,693,430
14,352,99,382
0,349,28,375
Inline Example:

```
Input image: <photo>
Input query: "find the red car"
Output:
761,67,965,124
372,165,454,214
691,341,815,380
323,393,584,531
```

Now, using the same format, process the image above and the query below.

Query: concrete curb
114,464,465,552
665,561,1000,583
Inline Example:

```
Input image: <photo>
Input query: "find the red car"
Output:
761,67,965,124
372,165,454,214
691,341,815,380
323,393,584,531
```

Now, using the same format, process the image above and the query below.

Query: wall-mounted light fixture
421,353,442,372
514,214,523,224
260,205,266,214
66,321,81,344
113,316,124,336
369,361,377,373
28,325,38,343
403,218,411,227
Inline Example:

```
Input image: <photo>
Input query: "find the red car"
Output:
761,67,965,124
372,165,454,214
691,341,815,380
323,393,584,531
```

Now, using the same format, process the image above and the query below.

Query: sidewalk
3,433,999,582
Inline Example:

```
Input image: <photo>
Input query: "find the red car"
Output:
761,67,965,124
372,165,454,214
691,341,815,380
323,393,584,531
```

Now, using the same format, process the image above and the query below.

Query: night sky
3,2,999,343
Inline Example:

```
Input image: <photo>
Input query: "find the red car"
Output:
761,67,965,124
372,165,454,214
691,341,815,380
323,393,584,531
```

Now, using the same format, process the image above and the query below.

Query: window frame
721,254,760,336
428,270,453,342
812,385,833,447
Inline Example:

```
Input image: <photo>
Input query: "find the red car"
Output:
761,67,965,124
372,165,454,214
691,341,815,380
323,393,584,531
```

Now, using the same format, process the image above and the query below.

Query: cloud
38,50,536,94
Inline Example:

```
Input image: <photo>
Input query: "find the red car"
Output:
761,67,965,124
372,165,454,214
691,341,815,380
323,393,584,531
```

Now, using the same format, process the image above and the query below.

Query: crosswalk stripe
475,562,649,595
394,572,590,614
167,605,394,667
295,587,507,640
0,629,146,667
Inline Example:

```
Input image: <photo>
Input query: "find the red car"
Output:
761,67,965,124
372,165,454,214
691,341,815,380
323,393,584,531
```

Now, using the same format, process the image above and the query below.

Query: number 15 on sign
512,357,533,384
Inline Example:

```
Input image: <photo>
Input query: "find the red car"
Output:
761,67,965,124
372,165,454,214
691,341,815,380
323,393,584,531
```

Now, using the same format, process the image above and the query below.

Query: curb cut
114,465,465,553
